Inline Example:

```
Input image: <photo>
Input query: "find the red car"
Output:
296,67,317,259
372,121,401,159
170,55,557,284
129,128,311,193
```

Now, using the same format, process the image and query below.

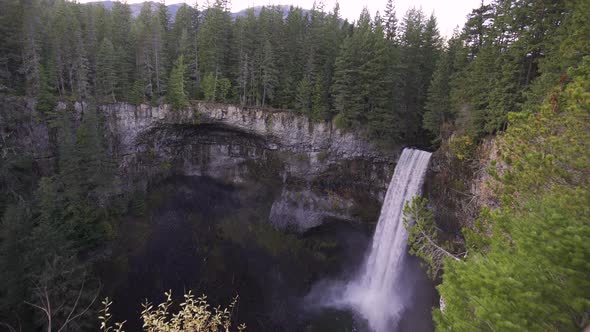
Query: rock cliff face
423,135,500,240
2,98,398,230
101,102,397,230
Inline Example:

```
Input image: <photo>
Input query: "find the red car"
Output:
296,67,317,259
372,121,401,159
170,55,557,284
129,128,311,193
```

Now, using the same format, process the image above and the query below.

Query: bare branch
58,280,101,332
57,275,86,332
418,227,461,262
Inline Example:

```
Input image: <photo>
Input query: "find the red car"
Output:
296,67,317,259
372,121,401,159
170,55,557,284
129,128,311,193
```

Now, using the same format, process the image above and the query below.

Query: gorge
101,101,397,229
1,98,436,331
2,0,587,330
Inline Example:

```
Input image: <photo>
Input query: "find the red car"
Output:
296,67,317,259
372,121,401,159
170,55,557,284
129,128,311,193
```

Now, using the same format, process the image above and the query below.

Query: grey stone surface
3,99,399,231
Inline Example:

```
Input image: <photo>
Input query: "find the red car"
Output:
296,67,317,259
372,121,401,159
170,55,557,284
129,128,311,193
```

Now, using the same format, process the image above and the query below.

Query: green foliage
197,2,231,77
261,39,278,107
0,0,24,93
0,0,453,147
0,101,124,329
436,56,590,332
0,176,102,331
397,10,442,143
294,76,312,115
333,113,348,130
404,197,443,279
331,9,373,128
111,2,134,99
445,0,569,138
96,38,117,102
2,1,588,330
404,196,461,279
447,134,475,161
217,77,231,102
129,79,145,105
199,71,231,103
0,203,33,313
202,72,216,102
311,78,328,121
167,55,190,110
437,191,590,331
423,36,461,138
36,65,57,114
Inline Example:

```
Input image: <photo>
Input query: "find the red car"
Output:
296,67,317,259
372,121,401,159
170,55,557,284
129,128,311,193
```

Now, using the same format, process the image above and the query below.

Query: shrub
99,291,246,332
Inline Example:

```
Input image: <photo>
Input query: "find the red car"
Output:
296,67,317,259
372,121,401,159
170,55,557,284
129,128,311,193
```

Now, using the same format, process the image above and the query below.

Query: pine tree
280,7,307,108
167,55,189,109
294,75,312,115
129,79,146,105
383,0,398,42
198,0,232,90
366,12,400,143
173,4,199,97
0,0,24,93
21,0,41,97
152,1,169,98
0,203,34,316
261,40,278,107
111,1,133,99
202,71,216,102
36,65,57,114
397,7,442,143
423,18,590,325
423,46,453,138
135,3,156,99
331,8,373,128
434,21,590,329
311,78,327,120
96,38,117,102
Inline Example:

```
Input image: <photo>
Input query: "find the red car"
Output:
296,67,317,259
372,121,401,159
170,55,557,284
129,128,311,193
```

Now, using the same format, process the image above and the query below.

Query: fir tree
295,75,312,115
167,55,190,109
261,40,278,107
383,0,398,42
96,38,117,102
202,72,216,102
423,46,453,138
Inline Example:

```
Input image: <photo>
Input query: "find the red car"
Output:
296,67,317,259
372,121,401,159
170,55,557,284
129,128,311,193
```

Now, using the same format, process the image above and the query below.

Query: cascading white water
343,148,432,332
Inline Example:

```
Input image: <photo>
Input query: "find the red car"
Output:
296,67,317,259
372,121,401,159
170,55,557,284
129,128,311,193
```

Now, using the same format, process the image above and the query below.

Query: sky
227,0,484,38
82,0,486,38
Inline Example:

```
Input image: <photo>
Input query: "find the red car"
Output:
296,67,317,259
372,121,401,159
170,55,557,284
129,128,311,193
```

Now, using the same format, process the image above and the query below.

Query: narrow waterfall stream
307,148,433,332
348,148,432,331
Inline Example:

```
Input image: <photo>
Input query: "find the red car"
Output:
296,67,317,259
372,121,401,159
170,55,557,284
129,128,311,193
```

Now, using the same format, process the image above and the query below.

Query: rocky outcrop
2,98,398,230
100,102,397,229
101,102,392,170
423,134,501,240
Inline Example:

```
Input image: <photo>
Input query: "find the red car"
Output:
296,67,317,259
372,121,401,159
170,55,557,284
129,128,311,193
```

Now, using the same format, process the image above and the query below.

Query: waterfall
343,148,432,332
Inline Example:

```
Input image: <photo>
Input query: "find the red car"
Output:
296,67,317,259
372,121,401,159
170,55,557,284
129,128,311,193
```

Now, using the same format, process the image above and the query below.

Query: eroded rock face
100,102,399,229
423,135,501,240
4,98,398,230
269,188,356,232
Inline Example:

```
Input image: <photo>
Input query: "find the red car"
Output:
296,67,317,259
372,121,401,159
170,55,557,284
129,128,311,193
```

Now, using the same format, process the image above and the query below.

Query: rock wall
423,135,500,240
100,102,397,230
2,98,398,230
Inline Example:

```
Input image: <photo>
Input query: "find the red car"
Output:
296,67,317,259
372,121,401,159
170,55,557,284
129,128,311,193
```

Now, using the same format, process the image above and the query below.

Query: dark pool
97,175,436,331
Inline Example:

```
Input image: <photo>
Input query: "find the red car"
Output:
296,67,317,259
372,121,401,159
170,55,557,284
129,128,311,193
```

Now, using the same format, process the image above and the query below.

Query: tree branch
418,227,462,262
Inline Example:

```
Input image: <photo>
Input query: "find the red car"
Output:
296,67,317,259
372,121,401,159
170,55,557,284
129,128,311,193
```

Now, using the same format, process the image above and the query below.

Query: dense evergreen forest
0,0,588,330
1,0,446,145
403,0,590,330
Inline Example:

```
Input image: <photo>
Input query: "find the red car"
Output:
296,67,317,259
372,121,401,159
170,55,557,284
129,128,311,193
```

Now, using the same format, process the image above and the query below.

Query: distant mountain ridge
86,1,308,21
